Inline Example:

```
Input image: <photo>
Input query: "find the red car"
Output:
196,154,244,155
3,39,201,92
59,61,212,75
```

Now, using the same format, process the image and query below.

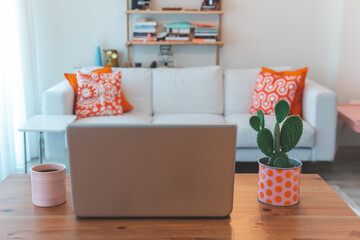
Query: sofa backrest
224,66,292,115
80,66,153,115
152,66,224,115
112,68,152,115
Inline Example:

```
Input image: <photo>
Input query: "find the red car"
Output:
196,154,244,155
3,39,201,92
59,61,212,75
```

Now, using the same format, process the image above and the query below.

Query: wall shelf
125,10,224,15
125,0,223,66
126,41,224,46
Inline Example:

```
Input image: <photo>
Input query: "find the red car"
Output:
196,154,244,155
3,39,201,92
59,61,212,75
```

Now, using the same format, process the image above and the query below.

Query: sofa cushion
82,66,152,115
153,113,225,124
74,113,152,124
224,66,291,115
225,113,315,148
152,66,223,114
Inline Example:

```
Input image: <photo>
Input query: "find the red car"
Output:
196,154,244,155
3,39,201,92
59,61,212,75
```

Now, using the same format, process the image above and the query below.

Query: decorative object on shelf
158,45,174,67
157,32,167,41
133,19,157,42
94,41,102,66
135,62,142,67
150,60,157,68
162,7,182,11
201,0,220,11
103,49,119,67
31,163,66,207
132,0,150,10
249,100,303,207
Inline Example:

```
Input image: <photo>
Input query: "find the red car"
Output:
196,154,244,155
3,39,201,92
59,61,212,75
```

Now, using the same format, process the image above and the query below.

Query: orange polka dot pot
258,158,302,207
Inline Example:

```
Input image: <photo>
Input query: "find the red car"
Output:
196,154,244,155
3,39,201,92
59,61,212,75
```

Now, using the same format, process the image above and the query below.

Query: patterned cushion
261,67,308,116
75,71,123,119
250,68,307,115
65,65,133,113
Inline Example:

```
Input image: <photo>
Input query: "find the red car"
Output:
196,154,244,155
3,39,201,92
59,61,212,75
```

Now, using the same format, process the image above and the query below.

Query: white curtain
0,0,40,180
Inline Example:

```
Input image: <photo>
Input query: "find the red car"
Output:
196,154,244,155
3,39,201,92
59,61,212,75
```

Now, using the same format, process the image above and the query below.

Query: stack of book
164,22,192,42
133,20,157,42
193,27,218,43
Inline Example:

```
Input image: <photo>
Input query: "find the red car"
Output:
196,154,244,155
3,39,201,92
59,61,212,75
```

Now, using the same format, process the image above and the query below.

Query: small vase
31,163,66,207
257,158,302,207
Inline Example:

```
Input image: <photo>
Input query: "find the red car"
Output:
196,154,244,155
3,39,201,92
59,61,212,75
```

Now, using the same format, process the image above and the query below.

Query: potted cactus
249,100,303,206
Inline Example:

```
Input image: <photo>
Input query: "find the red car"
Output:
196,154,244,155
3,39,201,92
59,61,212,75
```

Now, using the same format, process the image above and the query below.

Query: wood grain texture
0,174,359,239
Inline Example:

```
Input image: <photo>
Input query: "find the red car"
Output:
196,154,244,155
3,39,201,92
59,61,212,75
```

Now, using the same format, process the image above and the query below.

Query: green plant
249,100,303,168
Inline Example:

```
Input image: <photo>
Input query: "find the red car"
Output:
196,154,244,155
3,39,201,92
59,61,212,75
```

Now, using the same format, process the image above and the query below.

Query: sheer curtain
0,0,39,180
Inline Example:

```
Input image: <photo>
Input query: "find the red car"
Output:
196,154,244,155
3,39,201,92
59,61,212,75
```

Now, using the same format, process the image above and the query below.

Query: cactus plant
249,100,303,168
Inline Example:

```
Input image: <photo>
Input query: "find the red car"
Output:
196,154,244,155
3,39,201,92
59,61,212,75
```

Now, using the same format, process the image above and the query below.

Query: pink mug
31,163,66,207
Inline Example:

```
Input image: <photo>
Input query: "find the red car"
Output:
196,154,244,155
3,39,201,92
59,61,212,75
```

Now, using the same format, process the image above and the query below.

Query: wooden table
0,174,359,239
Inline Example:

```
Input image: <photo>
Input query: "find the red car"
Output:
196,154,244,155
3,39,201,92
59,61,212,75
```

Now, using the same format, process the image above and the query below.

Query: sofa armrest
42,80,75,114
302,79,337,161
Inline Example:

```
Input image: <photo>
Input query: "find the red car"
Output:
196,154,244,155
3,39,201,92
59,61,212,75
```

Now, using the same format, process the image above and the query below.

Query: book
194,36,218,39
165,36,189,41
166,28,191,34
133,37,157,42
134,21,157,26
133,28,157,33
195,30,218,34
133,32,156,37
134,25,157,30
192,38,217,43
194,33,218,36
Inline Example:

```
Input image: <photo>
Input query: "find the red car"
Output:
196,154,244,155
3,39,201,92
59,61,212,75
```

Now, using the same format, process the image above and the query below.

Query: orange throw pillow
75,71,123,119
65,65,112,93
250,67,308,116
65,65,133,112
262,67,308,116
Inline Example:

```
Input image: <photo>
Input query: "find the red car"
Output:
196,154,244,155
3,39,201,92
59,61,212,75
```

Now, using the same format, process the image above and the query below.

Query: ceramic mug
31,163,66,207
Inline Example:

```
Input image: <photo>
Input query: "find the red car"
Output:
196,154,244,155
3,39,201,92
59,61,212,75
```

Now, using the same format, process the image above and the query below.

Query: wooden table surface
0,174,359,239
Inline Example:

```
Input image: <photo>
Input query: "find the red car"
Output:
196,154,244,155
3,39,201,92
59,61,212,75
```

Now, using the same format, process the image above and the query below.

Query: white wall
336,0,360,146
30,0,359,145
31,0,336,91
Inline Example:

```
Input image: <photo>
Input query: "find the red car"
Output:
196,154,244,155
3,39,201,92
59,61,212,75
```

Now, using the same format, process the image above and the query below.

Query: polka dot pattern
258,162,301,206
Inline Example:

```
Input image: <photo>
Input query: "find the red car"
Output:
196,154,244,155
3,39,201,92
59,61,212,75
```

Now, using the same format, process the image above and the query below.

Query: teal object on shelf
95,45,102,66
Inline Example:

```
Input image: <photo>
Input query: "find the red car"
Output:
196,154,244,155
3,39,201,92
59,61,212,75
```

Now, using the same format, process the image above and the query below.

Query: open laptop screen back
67,124,237,217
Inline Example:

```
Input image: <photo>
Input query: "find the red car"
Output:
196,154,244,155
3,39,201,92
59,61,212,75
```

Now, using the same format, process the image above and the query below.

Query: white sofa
42,66,337,162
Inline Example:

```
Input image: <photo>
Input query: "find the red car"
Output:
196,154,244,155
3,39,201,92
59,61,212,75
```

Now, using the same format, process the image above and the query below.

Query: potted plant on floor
249,100,303,206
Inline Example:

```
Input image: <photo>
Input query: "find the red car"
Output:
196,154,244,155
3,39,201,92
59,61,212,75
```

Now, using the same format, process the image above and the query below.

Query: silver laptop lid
67,124,237,217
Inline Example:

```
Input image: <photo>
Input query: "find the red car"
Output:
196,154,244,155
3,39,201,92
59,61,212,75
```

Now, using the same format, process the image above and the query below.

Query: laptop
66,124,237,217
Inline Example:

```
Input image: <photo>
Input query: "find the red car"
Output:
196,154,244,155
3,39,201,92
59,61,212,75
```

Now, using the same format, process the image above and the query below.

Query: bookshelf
125,0,223,67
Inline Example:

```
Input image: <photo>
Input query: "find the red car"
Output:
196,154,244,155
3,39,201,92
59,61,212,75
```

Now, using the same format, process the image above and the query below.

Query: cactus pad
274,100,290,124
257,110,265,129
274,123,281,153
249,116,261,132
280,115,303,153
273,157,288,168
269,152,290,168
257,128,274,157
